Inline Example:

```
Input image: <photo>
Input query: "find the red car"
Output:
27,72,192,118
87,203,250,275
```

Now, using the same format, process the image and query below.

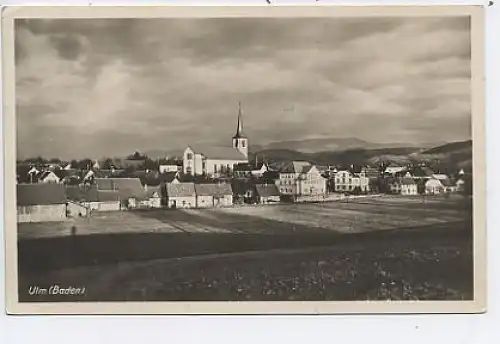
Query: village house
411,166,435,179
401,177,419,196
37,170,61,184
278,161,327,198
65,185,121,213
158,159,182,173
183,103,249,177
166,182,196,209
255,183,281,204
334,169,370,193
145,185,162,208
441,179,459,193
233,163,253,178
425,178,445,195
95,178,147,209
194,184,216,208
212,183,234,206
386,177,402,194
17,183,67,223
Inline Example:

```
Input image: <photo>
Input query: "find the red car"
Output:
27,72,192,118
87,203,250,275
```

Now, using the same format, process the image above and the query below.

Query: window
235,140,238,147
214,164,217,172
187,153,193,160
242,141,246,147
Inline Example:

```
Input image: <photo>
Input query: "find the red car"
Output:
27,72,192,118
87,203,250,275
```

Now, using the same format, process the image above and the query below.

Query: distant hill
421,140,472,155
252,140,472,171
255,137,432,154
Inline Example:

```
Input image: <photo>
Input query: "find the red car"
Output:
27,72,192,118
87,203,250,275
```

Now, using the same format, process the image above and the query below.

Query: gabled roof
17,183,67,206
38,170,60,181
97,190,121,202
214,183,233,196
255,184,280,198
194,184,218,196
95,178,147,200
401,177,416,185
189,146,247,161
159,171,180,183
195,183,233,196
65,185,100,203
145,185,161,198
281,161,311,173
167,182,196,197
440,179,455,187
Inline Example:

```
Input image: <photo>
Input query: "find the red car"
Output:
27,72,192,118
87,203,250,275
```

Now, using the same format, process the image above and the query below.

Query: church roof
189,146,247,161
233,101,246,139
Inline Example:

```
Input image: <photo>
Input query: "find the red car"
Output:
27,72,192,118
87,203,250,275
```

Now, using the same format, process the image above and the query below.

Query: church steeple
232,101,249,159
233,101,246,139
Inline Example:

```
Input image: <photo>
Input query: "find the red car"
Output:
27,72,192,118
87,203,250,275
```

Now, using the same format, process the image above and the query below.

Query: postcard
2,4,486,314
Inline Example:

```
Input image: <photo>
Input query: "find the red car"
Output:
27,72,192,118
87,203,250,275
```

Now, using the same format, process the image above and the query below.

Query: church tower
232,102,248,159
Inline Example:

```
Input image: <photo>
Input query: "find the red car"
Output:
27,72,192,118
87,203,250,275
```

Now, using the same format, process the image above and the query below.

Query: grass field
18,195,473,302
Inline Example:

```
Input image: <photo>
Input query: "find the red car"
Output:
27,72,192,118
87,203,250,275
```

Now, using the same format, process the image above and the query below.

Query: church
183,103,249,177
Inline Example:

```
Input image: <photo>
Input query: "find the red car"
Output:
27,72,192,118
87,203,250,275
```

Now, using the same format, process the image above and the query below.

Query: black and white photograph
2,5,486,314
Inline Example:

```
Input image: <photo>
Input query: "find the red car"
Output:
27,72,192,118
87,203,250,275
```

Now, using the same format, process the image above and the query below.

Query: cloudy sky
15,16,471,159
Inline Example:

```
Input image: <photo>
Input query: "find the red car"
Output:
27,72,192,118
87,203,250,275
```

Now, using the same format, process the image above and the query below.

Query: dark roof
95,178,147,200
281,161,311,173
65,185,100,202
159,172,180,183
65,185,121,202
17,183,67,206
401,177,416,185
440,179,455,187
255,184,280,198
189,146,247,161
167,183,196,197
231,179,255,195
412,166,435,177
95,178,117,190
213,183,233,196
233,163,252,172
194,183,233,196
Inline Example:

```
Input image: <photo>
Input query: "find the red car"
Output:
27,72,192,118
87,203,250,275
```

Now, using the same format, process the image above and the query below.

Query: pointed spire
233,101,246,139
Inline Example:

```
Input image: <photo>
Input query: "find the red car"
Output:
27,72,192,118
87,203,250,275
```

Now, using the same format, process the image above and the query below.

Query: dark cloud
15,16,472,159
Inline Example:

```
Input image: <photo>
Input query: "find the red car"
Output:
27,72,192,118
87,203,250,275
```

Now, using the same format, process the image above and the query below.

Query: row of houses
16,176,282,223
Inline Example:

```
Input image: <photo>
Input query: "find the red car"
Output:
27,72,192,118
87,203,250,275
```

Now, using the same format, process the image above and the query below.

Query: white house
425,178,444,195
277,161,327,197
183,103,249,177
334,170,370,193
401,177,418,196
166,182,196,209
17,184,67,223
159,164,181,173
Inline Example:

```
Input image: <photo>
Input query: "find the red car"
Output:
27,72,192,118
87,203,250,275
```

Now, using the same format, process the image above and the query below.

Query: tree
143,158,159,171
77,158,93,170
102,158,114,170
